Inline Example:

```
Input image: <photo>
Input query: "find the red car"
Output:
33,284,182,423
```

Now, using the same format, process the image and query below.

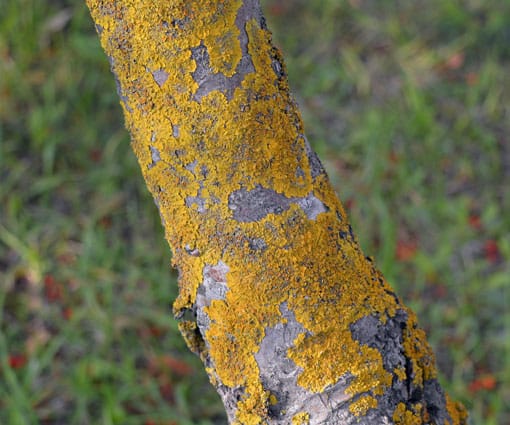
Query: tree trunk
85,1,467,424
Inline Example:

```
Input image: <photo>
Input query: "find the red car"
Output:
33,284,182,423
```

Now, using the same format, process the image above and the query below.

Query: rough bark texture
85,1,468,424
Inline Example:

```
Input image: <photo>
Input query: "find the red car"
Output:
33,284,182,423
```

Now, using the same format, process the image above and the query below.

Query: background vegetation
1,0,508,424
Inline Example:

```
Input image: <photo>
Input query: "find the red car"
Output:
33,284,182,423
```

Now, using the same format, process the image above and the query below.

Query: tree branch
85,1,467,423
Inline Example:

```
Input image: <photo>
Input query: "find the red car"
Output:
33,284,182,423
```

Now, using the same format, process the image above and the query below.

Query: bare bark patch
148,145,161,169
151,68,169,87
196,260,230,332
255,303,353,424
190,1,260,101
228,185,327,222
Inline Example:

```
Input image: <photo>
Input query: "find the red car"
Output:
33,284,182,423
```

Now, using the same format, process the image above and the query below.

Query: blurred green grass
0,0,508,424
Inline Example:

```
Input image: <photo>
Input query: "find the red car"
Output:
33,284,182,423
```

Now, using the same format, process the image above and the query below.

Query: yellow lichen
393,402,423,425
445,394,469,425
268,393,278,405
348,395,378,416
85,1,467,423
291,412,310,425
394,365,407,381
236,389,271,425
401,311,437,386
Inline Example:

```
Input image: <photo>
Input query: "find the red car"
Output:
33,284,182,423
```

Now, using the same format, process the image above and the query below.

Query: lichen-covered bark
85,1,468,424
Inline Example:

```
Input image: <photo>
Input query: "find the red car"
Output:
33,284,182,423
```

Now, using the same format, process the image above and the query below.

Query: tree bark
85,1,467,424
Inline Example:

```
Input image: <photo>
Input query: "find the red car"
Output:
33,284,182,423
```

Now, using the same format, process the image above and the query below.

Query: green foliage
0,0,508,423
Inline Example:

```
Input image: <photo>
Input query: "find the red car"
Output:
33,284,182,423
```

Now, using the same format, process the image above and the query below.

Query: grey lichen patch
329,408,393,425
151,68,169,87
185,244,200,257
200,164,209,179
216,384,247,425
423,379,450,425
228,185,292,222
235,0,262,42
196,260,230,333
228,185,327,222
350,310,409,374
185,159,199,174
107,55,132,112
254,303,352,424
185,194,206,213
172,123,180,138
348,311,409,421
248,237,268,251
296,192,328,220
202,261,230,301
190,42,252,101
148,145,161,169
349,310,451,424
234,0,259,69
190,0,259,101
302,136,326,179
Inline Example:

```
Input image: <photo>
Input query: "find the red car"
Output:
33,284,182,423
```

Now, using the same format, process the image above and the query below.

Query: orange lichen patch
402,312,437,385
393,402,423,425
284,211,396,395
394,365,407,381
348,395,378,416
291,412,310,425
288,327,392,395
268,393,278,405
236,388,271,425
445,394,469,425
193,0,243,75
86,1,466,423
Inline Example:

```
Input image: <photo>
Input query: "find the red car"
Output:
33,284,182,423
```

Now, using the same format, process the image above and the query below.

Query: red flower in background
484,240,500,264
469,374,497,393
62,307,73,320
44,274,63,302
396,240,418,262
468,214,482,230
8,353,27,369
